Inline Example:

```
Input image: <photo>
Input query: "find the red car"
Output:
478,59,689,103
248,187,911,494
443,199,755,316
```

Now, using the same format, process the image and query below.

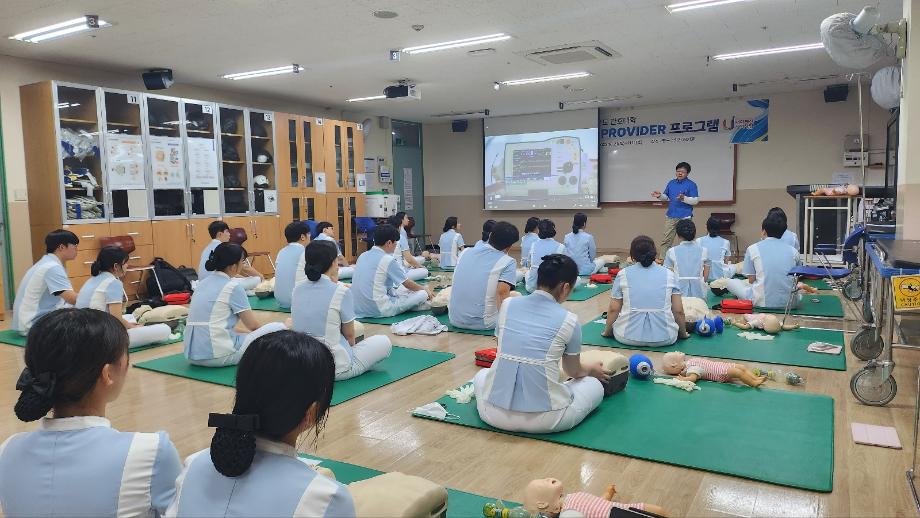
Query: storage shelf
251,135,270,140
253,161,273,165
65,187,103,191
187,129,212,134
221,133,243,137
60,117,97,125
222,160,245,164
224,187,246,191
107,121,139,128
149,125,176,131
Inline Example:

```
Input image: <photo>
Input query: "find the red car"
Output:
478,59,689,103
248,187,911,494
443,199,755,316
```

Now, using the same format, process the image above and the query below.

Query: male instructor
651,161,698,255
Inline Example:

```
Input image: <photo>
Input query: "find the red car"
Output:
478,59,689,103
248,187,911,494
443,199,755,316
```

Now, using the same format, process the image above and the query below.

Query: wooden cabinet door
323,121,346,193
188,220,213,269
325,195,350,259
347,194,367,258
344,122,358,192
304,194,326,223
351,121,365,192
275,113,301,193
305,117,325,193
279,193,302,227
249,215,281,275
63,223,111,251
151,220,193,268
109,221,153,246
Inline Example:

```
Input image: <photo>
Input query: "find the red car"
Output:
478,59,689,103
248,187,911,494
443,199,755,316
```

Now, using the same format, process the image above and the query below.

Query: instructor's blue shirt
663,178,698,219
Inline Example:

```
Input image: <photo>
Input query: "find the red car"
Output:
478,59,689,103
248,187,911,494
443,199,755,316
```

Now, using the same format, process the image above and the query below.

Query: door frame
391,119,424,237
0,102,13,308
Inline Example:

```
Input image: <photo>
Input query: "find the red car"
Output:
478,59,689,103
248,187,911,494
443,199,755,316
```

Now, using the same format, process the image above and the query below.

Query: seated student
525,219,567,293
768,207,800,250
473,255,610,434
351,224,433,318
520,216,541,268
167,331,355,517
76,246,172,347
0,308,181,517
475,219,497,248
274,221,311,309
433,216,465,268
448,221,520,331
292,241,392,380
12,229,79,335
314,221,356,279
563,212,607,276
198,220,263,292
697,216,734,281
663,219,710,299
185,243,286,367
388,212,428,281
726,214,815,309
602,236,689,347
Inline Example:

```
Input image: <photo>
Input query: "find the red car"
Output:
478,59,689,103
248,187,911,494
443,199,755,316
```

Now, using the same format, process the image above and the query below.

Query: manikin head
524,478,566,517
661,351,687,375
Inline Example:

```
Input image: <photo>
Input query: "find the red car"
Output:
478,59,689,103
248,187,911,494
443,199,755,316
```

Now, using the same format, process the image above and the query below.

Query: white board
599,99,768,203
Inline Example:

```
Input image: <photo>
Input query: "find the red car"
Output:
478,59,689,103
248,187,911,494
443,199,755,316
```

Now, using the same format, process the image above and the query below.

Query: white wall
422,88,890,253
0,54,345,280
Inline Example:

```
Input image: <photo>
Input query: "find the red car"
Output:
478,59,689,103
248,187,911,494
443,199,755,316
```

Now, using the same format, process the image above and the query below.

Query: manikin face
662,351,686,375
524,478,565,515
675,167,689,181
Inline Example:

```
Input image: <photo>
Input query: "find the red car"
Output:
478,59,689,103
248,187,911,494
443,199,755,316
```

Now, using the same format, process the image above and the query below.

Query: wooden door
304,194,326,224
305,117,325,192
325,195,349,260
151,219,193,268
249,215,281,275
352,121,365,192
279,192,303,227
323,120,346,193
343,122,358,192
188,220,213,269
275,113,301,193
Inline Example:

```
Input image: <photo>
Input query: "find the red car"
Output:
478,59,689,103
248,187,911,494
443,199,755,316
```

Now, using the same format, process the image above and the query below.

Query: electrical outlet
13,189,28,201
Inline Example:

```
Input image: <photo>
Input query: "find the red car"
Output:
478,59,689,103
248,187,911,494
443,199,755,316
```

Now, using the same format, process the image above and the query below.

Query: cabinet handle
129,255,141,260
190,223,195,242
127,232,139,236
83,261,94,265
81,234,95,239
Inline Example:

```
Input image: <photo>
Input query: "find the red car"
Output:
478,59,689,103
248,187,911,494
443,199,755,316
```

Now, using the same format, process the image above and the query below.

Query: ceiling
0,0,903,121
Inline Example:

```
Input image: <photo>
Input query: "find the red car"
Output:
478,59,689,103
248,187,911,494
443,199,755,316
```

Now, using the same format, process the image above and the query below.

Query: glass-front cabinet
249,109,276,214
145,94,186,218
55,83,107,223
183,100,219,217
102,89,148,220
218,105,249,215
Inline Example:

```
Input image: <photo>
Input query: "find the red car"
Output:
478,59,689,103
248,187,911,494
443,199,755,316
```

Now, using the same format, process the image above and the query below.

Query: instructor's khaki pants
660,216,684,256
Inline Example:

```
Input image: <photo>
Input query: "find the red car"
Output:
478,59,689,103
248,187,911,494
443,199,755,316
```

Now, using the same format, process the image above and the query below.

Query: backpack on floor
146,257,193,297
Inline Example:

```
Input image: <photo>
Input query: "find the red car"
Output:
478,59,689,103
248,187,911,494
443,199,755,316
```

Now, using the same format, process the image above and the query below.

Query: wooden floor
1,289,919,517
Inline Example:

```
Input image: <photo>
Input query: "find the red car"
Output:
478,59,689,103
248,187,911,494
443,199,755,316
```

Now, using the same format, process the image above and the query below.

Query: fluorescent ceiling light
10,15,110,43
222,64,303,80
499,72,590,86
346,95,387,102
713,42,823,60
403,33,510,54
666,0,751,13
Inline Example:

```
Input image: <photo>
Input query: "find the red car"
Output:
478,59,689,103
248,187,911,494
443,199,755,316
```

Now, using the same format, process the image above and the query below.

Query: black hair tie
16,368,56,399
208,413,260,432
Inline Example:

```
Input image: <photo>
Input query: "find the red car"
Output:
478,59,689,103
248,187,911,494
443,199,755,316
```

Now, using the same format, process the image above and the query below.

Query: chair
229,228,275,272
709,212,740,258
99,235,162,300
354,216,377,253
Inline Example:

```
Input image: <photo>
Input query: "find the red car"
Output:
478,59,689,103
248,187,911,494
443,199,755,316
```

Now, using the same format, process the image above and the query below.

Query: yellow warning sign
893,275,920,311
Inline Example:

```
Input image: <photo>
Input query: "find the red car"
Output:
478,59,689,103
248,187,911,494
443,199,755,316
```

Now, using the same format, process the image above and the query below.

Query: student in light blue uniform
0,308,181,517
652,161,699,254
769,207,800,251
185,243,286,367
726,214,812,308
564,212,606,276
12,229,79,335
603,236,689,347
473,219,496,250
697,216,734,281
77,246,172,347
520,217,540,268
292,241,391,380
274,221,311,308
663,219,710,299
314,221,356,279
434,216,465,268
525,219,577,293
167,331,355,518
449,221,520,330
197,220,263,292
388,212,428,281
473,255,610,434
351,224,432,318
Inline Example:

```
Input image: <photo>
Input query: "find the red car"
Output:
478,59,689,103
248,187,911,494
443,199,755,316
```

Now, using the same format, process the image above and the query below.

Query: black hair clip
208,412,260,432
16,368,56,399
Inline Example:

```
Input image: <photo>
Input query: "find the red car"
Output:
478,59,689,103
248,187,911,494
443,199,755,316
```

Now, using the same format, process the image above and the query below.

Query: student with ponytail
291,241,392,379
76,246,172,347
184,242,286,367
314,221,356,279
601,236,688,347
432,216,465,268
563,212,607,276
166,331,354,517
520,216,541,268
0,308,181,516
387,212,428,281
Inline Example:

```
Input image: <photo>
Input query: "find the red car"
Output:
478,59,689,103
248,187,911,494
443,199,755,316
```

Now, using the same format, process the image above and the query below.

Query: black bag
146,257,193,297
177,267,198,286
125,298,167,315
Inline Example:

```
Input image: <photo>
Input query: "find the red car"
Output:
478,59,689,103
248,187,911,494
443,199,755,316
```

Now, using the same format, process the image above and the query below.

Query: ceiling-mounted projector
384,84,421,100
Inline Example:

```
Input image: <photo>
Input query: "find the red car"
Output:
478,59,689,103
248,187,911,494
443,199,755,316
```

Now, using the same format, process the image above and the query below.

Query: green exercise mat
514,282,610,301
0,329,181,353
247,295,290,313
581,317,846,371
417,380,834,492
133,346,454,405
358,310,495,336
426,265,455,273
802,278,833,290
706,292,844,318
300,455,517,516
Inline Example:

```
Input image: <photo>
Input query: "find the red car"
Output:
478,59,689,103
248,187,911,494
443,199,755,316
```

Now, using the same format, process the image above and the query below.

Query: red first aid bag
162,292,191,305
720,299,753,314
590,273,613,284
474,348,496,368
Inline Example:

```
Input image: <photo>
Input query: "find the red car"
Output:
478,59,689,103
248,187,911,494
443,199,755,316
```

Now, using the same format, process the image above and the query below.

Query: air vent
519,41,621,66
